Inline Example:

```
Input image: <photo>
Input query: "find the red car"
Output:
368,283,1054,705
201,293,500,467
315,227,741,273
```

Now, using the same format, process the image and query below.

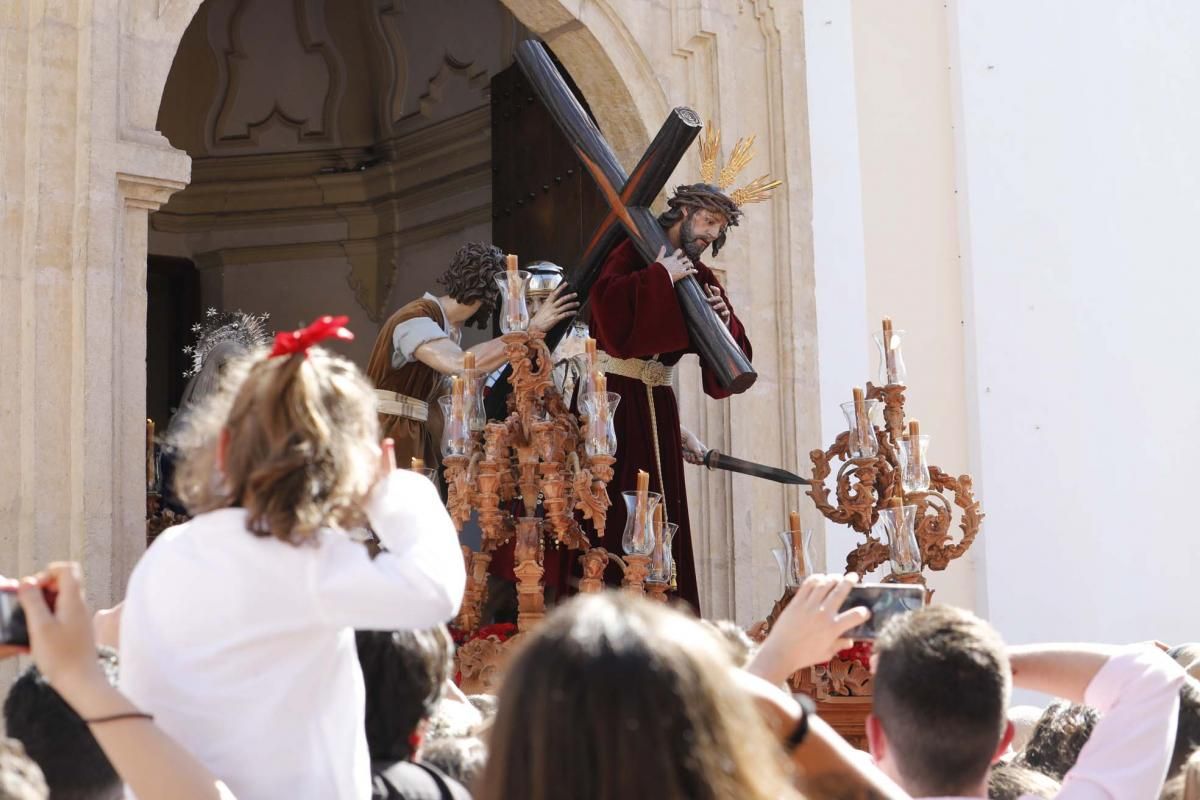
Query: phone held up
837,583,925,641
0,585,57,648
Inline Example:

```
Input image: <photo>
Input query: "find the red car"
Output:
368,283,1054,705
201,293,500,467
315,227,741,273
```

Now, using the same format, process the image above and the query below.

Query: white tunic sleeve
391,316,449,369
310,470,465,630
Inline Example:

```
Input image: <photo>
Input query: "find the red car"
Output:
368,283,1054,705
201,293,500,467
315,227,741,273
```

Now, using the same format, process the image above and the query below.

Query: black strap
785,693,817,751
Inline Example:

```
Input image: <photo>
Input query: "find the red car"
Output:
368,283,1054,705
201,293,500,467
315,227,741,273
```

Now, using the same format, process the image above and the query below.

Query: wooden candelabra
446,330,616,637
753,318,985,745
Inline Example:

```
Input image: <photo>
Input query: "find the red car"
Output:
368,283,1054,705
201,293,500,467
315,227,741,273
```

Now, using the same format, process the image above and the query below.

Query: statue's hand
529,284,580,333
656,246,698,285
681,426,707,465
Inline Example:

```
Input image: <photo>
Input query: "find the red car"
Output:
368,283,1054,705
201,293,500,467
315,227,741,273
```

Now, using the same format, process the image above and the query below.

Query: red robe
588,238,752,613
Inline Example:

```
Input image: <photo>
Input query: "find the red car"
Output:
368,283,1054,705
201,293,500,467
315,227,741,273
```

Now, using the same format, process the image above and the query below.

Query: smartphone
838,583,925,641
0,586,56,647
0,589,30,647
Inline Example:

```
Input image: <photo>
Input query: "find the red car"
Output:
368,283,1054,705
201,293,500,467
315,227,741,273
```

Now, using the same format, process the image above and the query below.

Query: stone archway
104,0,665,604
4,0,818,620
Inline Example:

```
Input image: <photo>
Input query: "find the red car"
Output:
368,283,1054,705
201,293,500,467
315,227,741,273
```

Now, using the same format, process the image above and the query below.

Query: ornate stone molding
207,0,344,149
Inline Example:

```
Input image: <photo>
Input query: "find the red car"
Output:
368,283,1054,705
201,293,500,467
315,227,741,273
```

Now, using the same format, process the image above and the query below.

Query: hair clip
269,315,354,358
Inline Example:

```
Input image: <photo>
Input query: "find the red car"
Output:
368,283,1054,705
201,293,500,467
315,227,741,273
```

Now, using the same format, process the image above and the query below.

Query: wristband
785,693,816,751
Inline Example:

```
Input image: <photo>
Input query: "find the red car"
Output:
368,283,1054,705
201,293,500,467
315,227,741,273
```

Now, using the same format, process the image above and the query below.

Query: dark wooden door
146,256,201,430
490,61,608,276
487,58,608,417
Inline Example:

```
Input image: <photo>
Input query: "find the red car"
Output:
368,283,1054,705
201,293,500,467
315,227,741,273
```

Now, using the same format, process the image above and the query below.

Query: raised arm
415,337,509,374
415,285,579,374
313,469,466,630
18,563,237,800
734,668,908,800
1009,643,1185,799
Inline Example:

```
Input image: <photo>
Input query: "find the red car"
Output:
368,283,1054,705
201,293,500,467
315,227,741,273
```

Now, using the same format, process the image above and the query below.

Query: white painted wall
850,0,977,609
802,0,873,573
949,1,1200,645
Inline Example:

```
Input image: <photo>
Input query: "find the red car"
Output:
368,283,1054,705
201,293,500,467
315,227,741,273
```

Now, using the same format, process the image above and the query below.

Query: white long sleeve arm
312,470,465,630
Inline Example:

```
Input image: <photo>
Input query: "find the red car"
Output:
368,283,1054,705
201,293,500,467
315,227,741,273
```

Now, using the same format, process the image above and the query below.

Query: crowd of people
0,324,1196,800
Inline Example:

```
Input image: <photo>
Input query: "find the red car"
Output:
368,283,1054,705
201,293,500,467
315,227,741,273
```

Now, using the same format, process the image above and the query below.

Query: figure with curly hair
588,182,754,613
367,242,577,468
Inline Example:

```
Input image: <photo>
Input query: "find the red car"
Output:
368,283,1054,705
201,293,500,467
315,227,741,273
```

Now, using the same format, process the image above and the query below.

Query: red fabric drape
587,239,752,613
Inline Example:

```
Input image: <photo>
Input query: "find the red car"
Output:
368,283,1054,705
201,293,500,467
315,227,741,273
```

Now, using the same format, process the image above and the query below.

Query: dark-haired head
356,627,454,763
869,605,1012,798
438,242,505,329
657,184,741,259
476,593,797,800
1013,700,1098,781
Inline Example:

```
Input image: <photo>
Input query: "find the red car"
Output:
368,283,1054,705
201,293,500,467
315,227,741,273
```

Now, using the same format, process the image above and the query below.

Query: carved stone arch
498,0,666,170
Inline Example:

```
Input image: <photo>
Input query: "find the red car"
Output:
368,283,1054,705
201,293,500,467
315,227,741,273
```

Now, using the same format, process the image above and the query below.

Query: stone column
0,0,190,609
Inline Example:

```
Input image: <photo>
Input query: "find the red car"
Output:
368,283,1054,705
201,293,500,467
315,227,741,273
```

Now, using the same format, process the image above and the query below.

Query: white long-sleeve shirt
928,646,1185,800
119,470,466,800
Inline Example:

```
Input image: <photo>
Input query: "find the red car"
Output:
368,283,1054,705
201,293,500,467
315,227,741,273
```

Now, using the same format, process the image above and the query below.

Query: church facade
11,0,1197,648
2,0,825,620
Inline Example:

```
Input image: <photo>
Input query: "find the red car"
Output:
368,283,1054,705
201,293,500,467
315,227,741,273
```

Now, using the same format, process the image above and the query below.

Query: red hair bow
269,315,354,358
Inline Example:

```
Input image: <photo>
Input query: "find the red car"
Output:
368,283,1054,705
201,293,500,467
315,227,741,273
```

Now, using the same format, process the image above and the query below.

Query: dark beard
679,217,710,263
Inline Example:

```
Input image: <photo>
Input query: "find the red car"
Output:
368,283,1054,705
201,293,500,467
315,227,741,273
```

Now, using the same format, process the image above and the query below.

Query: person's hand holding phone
747,573,870,686
16,563,106,706
0,576,29,659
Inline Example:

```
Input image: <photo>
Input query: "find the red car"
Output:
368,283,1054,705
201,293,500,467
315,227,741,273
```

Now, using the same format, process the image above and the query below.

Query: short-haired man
868,605,1184,798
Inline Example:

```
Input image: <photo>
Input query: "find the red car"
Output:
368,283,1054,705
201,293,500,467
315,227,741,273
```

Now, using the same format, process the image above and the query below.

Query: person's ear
993,720,1015,764
866,713,887,761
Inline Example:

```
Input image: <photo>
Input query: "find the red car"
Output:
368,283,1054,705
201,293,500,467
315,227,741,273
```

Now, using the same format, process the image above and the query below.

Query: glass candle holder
649,521,679,583
873,327,908,386
775,529,814,587
898,433,931,493
573,357,598,405
839,399,885,458
413,467,438,483
621,490,662,556
437,395,472,458
579,391,620,457
461,369,487,433
874,504,922,576
495,270,532,334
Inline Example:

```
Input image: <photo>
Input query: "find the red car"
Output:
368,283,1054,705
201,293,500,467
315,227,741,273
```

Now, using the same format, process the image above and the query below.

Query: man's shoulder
384,298,442,327
603,237,645,267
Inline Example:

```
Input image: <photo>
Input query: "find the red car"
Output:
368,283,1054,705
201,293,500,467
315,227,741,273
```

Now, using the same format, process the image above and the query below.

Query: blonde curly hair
170,347,381,544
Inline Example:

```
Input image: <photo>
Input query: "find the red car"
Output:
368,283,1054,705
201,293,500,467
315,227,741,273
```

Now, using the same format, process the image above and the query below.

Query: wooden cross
513,40,756,394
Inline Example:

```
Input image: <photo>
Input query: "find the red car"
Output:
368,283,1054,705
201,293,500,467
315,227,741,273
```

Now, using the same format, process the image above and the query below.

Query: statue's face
680,207,729,261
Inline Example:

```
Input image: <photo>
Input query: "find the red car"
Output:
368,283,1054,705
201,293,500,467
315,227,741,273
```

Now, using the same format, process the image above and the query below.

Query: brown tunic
366,298,449,469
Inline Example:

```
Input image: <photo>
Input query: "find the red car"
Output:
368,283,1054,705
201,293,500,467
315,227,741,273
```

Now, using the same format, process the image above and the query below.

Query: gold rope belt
374,389,429,423
596,352,674,524
595,352,675,386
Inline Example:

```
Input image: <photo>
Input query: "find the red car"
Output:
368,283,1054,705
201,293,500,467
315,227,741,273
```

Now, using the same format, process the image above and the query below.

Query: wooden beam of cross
484,100,713,418
515,40,757,394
